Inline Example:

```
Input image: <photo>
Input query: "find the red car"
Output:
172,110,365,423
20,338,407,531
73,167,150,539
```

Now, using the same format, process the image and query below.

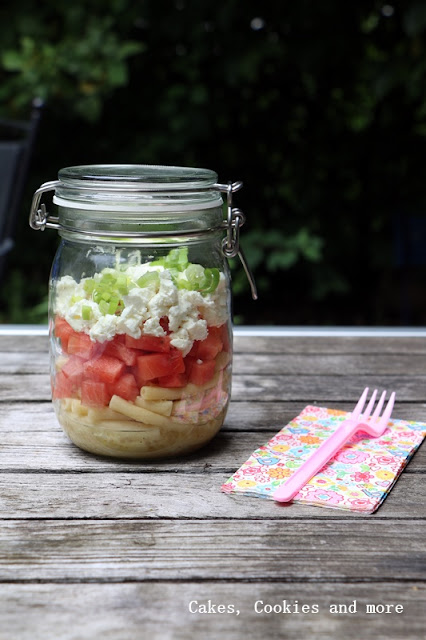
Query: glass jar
29,164,255,459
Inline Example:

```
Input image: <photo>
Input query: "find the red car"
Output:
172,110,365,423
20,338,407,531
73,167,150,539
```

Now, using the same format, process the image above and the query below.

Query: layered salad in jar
51,248,231,458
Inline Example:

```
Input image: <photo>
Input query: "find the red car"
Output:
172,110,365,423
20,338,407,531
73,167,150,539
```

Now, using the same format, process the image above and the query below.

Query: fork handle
273,419,359,503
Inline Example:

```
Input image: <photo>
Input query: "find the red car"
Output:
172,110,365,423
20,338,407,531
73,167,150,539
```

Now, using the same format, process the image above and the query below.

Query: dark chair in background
0,99,43,283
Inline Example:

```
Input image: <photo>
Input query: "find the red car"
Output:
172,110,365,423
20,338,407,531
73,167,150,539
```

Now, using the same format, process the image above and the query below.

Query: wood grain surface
1,331,425,640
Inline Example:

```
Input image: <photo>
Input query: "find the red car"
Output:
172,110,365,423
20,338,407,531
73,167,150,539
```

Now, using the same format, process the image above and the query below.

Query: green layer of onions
76,247,220,318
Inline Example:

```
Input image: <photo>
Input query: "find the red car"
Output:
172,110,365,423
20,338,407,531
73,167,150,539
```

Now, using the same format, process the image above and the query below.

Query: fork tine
361,388,378,421
378,391,396,428
371,390,387,422
351,387,369,421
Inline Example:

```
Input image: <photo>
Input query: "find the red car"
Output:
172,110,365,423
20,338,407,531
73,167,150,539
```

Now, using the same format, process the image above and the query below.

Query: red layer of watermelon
136,349,185,381
53,317,229,408
83,355,125,384
81,380,111,408
125,334,171,352
189,326,223,360
185,357,216,385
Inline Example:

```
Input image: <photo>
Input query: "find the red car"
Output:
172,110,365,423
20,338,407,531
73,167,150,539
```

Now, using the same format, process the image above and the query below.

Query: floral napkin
221,405,426,513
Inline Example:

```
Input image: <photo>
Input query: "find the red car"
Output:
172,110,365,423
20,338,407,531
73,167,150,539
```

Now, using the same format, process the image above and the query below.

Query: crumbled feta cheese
185,317,208,341
67,299,102,333
54,259,229,352
142,317,166,337
170,329,190,353
89,315,119,343
123,286,152,311
115,306,145,338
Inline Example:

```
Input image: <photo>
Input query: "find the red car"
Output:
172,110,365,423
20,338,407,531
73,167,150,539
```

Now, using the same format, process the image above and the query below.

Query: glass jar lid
57,164,218,190
53,164,223,212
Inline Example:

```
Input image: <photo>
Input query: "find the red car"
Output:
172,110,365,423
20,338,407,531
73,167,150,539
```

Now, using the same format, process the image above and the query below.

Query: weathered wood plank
0,402,60,431
3,400,426,433
0,426,424,473
3,372,426,403
234,334,426,355
0,352,49,374
0,519,424,582
0,472,422,520
0,582,423,640
234,353,426,375
3,350,426,376
0,335,48,353
232,375,426,404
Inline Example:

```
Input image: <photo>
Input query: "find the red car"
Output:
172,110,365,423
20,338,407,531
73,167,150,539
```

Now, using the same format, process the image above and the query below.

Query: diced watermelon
61,356,85,386
136,348,185,381
219,323,231,352
67,332,98,359
184,355,196,375
125,334,171,353
83,355,125,384
131,364,150,389
54,316,75,351
109,372,139,402
81,380,111,408
52,370,75,399
159,316,170,334
196,327,223,360
157,372,188,388
187,341,199,358
103,336,138,366
187,358,216,385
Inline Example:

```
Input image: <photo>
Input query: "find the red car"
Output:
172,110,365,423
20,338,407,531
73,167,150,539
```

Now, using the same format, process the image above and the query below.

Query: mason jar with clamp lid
29,164,256,459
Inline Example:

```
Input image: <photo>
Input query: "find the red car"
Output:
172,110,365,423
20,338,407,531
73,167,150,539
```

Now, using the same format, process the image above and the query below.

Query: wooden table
1,325,426,640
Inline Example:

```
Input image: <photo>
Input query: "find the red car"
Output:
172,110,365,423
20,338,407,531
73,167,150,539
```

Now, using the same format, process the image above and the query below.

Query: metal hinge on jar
29,180,61,231
215,181,258,300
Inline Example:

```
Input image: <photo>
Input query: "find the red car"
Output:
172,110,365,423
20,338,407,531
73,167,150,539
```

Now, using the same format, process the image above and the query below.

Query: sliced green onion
82,305,92,320
185,264,205,288
166,247,189,270
150,257,165,267
108,296,120,315
175,247,189,270
151,247,189,271
137,271,160,289
99,299,110,315
116,274,129,295
83,278,96,294
100,273,116,285
200,268,220,294
175,275,192,290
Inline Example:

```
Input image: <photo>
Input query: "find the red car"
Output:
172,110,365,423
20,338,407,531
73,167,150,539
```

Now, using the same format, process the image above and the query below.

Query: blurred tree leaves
0,3,143,121
1,0,426,324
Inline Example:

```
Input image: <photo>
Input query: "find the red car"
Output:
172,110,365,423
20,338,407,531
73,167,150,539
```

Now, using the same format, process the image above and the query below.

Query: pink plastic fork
273,387,396,503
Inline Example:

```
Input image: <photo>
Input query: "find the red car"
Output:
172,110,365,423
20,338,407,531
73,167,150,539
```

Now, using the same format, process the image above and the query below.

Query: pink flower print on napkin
302,487,344,506
351,471,375,483
335,449,369,465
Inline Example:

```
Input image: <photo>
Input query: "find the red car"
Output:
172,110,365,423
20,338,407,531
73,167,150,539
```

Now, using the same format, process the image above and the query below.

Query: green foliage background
1,0,426,325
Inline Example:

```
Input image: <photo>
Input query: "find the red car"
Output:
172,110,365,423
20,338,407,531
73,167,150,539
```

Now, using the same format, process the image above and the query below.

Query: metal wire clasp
29,180,60,231
215,181,258,300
